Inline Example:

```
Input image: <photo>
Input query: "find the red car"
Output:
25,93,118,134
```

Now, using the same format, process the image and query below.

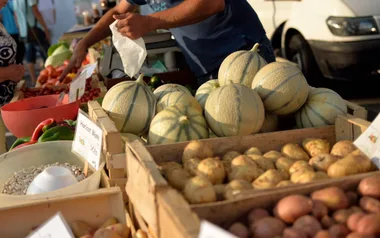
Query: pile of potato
158,139,377,204
65,217,147,238
226,174,380,238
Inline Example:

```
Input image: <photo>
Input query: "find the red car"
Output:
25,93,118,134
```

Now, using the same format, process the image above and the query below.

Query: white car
249,0,380,83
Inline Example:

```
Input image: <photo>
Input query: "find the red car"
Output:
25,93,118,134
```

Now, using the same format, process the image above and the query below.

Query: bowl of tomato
1,94,80,138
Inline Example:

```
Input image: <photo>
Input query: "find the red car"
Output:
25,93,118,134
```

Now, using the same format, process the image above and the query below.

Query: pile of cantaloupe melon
101,43,348,145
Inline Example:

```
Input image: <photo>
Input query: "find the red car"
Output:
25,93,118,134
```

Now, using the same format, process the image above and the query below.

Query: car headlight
327,16,379,36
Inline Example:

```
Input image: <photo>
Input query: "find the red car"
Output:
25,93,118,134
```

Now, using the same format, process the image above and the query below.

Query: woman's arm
0,65,25,83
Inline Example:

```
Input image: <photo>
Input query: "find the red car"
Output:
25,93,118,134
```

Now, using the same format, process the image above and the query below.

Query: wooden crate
0,187,129,238
124,115,373,238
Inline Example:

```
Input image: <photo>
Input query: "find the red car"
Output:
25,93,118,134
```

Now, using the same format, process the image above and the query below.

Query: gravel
2,162,92,195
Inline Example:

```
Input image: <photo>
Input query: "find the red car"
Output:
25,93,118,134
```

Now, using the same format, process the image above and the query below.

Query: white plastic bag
109,20,147,78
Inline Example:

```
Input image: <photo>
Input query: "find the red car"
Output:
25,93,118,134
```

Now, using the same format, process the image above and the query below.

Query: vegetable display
157,139,377,204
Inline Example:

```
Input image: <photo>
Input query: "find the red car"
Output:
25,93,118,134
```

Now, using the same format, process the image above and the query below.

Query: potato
252,169,284,189
248,154,275,170
105,224,130,238
293,215,322,237
347,212,366,231
346,191,359,206
275,157,296,172
274,195,313,223
134,230,148,238
283,228,308,238
197,157,225,184
93,228,123,238
346,232,376,238
158,161,182,174
333,209,353,224
247,208,270,224
277,169,290,180
231,155,258,168
309,154,339,172
314,230,331,238
331,140,356,158
311,187,349,210
327,150,372,178
321,215,336,229
291,170,317,184
182,140,214,162
245,147,262,156
223,151,241,171
164,167,192,190
250,217,286,238
224,180,252,200
289,160,314,175
281,143,309,161
229,165,263,182
358,175,380,199
312,200,329,220
183,158,201,176
359,196,380,213
213,184,225,201
228,222,249,238
276,180,294,188
71,220,95,237
263,150,283,162
302,138,330,157
349,206,363,214
183,176,216,204
329,224,350,238
79,235,92,238
99,218,118,229
316,171,329,180
356,214,380,235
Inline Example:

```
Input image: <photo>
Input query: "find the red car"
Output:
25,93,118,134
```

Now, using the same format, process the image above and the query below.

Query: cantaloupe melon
121,133,146,145
195,80,220,109
251,62,309,116
295,88,347,128
205,83,265,137
260,112,279,133
153,83,192,101
157,91,202,113
149,105,209,145
218,44,267,87
102,74,156,135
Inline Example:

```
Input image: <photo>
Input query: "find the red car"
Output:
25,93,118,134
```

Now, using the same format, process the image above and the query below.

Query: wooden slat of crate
124,114,372,238
0,187,125,238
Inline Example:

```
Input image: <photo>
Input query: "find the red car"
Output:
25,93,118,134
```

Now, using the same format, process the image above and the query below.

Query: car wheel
287,33,322,86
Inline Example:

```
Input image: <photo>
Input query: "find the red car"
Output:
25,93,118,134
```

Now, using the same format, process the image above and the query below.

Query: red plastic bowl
1,95,80,138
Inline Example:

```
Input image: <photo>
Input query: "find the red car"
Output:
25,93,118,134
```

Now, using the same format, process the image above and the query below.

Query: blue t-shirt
0,1,19,35
127,0,266,77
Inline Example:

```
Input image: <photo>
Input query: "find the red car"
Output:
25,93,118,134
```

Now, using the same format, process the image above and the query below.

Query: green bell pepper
10,137,31,150
37,126,75,143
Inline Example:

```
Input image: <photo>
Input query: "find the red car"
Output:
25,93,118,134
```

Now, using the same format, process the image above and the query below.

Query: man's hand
113,13,151,40
57,41,87,82
7,64,25,83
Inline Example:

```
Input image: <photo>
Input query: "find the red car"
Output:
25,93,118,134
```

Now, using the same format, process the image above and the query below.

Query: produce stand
124,114,373,238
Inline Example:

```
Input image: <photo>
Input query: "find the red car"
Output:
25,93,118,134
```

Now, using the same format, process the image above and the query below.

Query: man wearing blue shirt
0,0,25,63
63,0,275,85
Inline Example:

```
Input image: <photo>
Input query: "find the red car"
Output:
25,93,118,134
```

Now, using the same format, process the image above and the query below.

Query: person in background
0,0,25,153
0,0,25,64
13,0,51,86
38,0,55,43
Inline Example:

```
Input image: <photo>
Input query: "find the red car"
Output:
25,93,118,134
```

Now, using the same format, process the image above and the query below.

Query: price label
354,113,380,168
27,212,74,238
69,63,98,103
72,110,103,170
198,221,237,238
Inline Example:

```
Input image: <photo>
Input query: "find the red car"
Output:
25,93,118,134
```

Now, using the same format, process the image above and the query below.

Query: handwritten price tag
198,221,237,238
72,110,103,170
27,212,74,238
354,113,380,168
69,63,98,103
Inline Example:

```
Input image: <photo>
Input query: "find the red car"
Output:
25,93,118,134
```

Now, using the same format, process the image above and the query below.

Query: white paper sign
354,113,380,168
69,63,98,103
72,110,103,169
27,212,74,238
198,221,237,238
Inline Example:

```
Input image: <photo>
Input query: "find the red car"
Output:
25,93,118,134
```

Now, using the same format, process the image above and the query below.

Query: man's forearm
32,6,49,32
80,3,136,48
147,0,225,31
